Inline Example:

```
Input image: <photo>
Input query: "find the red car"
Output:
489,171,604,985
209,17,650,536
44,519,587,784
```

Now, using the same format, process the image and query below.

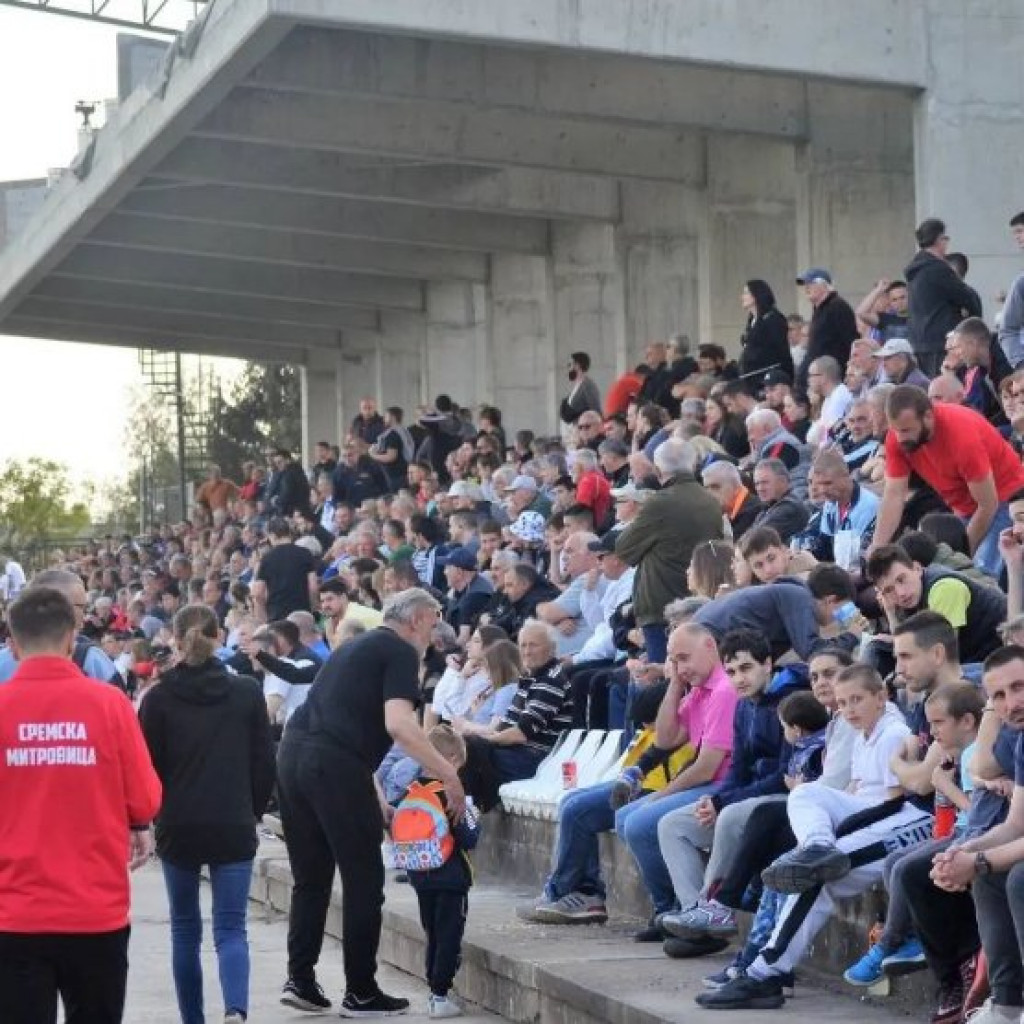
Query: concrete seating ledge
252,813,928,1023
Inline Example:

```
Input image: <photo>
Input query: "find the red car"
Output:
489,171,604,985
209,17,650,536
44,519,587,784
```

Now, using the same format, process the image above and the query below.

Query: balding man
702,462,762,541
751,459,810,542
928,373,966,406
0,569,121,686
806,356,853,446
519,622,737,935
536,532,601,658
806,451,879,567
745,409,809,500
459,620,572,810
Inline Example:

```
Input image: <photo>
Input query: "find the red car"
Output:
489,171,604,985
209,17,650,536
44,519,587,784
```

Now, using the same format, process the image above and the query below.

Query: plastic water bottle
933,759,957,838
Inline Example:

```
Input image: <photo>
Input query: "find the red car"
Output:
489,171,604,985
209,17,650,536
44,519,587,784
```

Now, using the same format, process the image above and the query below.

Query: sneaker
517,892,608,925
224,1015,246,1024
881,937,927,977
703,965,741,990
281,978,332,1012
695,972,786,1010
931,981,966,1024
843,943,886,987
662,934,731,959
964,952,989,1018
662,898,738,939
338,990,410,1017
761,843,851,894
428,994,464,1019
964,1000,1020,1024
634,921,665,943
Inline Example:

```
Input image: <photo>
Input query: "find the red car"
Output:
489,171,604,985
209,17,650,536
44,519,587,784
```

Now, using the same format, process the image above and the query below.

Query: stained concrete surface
122,857,504,1023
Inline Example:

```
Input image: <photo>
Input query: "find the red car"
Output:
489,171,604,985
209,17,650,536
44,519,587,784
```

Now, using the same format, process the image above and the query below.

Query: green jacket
614,473,724,625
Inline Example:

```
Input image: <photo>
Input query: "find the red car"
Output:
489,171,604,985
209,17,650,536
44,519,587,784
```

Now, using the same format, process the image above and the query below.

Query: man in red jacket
0,587,162,1024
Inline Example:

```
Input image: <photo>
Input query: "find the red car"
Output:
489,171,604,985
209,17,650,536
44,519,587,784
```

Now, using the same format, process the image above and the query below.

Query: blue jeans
641,624,668,664
966,501,1012,578
544,781,717,914
161,859,253,1024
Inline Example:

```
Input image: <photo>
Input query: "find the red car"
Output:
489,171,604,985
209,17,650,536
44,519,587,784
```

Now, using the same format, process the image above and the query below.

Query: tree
0,457,91,550
204,363,301,481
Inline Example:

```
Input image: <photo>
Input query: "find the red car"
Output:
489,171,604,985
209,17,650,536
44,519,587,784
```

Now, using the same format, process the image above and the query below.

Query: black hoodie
139,659,276,868
905,249,983,358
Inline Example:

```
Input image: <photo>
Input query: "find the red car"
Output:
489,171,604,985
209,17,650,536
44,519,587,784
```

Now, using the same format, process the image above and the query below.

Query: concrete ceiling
0,0,921,364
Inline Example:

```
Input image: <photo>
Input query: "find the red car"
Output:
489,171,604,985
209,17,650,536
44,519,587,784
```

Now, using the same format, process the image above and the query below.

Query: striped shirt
498,659,573,754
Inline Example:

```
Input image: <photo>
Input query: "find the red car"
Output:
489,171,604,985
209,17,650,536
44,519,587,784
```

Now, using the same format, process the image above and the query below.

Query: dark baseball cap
443,547,478,571
762,368,793,387
587,532,620,555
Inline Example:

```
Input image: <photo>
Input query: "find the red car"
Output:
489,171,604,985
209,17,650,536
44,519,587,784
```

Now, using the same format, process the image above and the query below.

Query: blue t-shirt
1016,730,1024,787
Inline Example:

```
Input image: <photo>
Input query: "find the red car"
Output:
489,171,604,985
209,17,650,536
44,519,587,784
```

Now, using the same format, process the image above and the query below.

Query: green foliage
205,363,302,480
0,457,91,547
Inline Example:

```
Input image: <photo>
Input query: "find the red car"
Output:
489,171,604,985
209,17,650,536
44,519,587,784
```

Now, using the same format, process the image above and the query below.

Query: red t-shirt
884,403,1024,516
605,372,644,417
576,470,612,529
0,656,162,933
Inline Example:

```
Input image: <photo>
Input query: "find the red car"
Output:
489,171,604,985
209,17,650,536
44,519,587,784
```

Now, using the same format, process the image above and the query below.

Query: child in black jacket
400,726,480,1019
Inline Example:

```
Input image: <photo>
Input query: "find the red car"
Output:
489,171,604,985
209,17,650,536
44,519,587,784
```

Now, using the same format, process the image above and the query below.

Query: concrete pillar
300,348,343,463
914,2,1024,319
489,253,557,435
619,180,704,364
550,221,627,397
336,333,381,438
378,310,427,418
795,84,916,312
705,136,798,352
425,280,490,411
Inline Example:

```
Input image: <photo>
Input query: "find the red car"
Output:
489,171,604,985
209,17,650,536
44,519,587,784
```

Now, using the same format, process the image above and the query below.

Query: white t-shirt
262,652,319,723
807,383,853,447
848,707,910,803
0,560,26,601
431,666,491,720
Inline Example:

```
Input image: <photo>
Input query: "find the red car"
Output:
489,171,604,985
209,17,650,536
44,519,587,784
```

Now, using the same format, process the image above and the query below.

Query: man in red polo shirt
871,384,1024,576
0,587,162,1023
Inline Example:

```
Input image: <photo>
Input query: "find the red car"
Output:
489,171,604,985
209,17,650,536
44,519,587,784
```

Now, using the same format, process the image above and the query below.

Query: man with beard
870,386,1024,577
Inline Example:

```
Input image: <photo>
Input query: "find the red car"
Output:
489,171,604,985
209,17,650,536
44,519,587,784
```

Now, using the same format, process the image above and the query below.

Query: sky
0,7,237,490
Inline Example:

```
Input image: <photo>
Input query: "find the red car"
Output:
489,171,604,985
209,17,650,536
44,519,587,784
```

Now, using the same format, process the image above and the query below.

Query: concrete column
550,221,627,395
489,253,557,436
795,84,916,313
336,332,381,438
705,136,798,352
378,310,427,418
425,280,490,411
914,2,1024,319
300,348,343,462
619,180,704,364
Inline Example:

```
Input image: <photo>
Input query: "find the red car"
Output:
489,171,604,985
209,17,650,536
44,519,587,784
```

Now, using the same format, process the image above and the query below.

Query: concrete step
250,838,923,1024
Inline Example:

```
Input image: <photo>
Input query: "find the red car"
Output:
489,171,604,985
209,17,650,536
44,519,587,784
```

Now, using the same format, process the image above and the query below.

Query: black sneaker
695,972,786,1010
633,922,664,942
338,990,410,1017
280,977,332,1012
760,843,851,894
663,935,731,959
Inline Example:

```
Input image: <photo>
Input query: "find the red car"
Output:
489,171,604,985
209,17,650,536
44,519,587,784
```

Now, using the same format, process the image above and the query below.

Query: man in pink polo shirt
616,622,738,938
518,622,736,938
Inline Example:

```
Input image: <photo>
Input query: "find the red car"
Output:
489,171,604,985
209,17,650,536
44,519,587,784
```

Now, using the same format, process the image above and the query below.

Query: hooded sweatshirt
905,249,983,358
139,659,276,868
709,664,809,811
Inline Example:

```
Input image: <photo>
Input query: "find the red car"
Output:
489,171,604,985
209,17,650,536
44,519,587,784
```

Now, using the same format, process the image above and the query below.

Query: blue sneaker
881,938,927,977
844,943,887,987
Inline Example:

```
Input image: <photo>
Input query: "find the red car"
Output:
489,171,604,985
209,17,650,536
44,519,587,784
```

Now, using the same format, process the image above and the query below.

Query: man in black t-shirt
277,589,466,1017
252,518,318,622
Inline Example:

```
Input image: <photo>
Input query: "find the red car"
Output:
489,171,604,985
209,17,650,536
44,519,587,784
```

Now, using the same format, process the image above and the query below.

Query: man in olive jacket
615,438,724,663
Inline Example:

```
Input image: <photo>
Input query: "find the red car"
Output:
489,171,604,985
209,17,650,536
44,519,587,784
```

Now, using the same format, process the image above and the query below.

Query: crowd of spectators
3,211,1024,1022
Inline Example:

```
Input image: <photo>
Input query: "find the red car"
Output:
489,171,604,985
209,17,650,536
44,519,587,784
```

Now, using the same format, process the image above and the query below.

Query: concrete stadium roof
0,0,924,364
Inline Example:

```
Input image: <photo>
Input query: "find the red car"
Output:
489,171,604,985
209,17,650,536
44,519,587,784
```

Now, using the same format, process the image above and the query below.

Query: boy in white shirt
698,664,933,1010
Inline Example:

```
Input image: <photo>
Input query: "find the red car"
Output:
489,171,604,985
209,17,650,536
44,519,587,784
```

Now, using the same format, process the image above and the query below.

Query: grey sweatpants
658,795,787,908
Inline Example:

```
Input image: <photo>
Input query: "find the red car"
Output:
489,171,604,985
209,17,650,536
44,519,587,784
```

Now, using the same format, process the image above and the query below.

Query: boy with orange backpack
391,725,480,1019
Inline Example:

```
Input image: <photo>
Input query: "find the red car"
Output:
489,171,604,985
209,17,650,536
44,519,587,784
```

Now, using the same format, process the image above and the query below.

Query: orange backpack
390,780,454,871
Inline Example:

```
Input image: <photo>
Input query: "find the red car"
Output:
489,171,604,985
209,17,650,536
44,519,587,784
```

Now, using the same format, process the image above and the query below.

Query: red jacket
605,371,644,417
576,470,612,531
0,656,162,933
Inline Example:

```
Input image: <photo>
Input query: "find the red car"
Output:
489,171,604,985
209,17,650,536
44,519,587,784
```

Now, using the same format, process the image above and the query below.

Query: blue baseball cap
796,268,833,285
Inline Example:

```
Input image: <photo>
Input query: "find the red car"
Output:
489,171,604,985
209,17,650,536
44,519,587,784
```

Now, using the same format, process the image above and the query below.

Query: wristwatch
974,852,993,877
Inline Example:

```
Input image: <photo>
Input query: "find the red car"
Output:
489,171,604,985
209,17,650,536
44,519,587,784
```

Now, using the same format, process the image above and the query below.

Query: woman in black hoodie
140,604,275,1024
739,279,794,381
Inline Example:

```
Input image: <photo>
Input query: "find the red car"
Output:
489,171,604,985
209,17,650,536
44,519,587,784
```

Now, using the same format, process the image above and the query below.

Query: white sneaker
964,1001,1019,1024
224,1014,245,1024
428,994,464,1018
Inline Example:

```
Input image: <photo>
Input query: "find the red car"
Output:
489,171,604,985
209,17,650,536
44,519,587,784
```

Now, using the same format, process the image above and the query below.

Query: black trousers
899,839,980,986
0,927,129,1024
566,660,618,730
714,800,795,909
460,736,545,812
415,890,468,997
277,733,385,999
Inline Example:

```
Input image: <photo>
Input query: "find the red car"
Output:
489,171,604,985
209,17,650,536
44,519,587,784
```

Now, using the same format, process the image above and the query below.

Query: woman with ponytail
139,604,276,1024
